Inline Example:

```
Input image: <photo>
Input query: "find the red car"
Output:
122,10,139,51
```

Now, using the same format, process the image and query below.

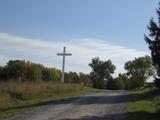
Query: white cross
57,46,72,83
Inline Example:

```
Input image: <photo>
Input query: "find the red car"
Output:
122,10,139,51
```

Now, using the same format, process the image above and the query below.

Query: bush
113,78,125,90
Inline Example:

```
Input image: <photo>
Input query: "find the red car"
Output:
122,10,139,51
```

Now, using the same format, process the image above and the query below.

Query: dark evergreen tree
145,3,160,87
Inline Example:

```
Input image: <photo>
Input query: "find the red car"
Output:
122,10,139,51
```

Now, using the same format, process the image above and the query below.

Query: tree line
0,60,92,87
89,56,155,90
0,55,154,90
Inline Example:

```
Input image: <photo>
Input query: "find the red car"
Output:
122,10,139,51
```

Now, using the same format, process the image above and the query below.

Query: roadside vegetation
89,56,155,90
0,81,94,120
0,60,92,87
125,3,160,119
125,86,160,120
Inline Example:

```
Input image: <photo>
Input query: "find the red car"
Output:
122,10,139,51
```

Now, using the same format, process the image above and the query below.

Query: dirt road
7,90,128,120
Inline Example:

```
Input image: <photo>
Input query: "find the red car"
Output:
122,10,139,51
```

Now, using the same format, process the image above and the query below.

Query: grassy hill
125,86,160,120
0,81,95,120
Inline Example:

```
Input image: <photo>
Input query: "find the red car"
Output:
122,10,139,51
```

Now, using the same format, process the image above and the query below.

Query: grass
0,81,95,120
125,86,160,120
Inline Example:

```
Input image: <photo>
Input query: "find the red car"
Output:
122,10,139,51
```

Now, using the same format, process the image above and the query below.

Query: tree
1,59,80,83
79,73,93,87
6,60,28,81
89,57,116,89
42,68,52,81
69,72,79,83
65,72,79,83
114,74,126,90
145,3,160,87
106,77,115,90
42,68,61,82
124,56,154,89
27,63,44,81
107,74,126,90
118,73,131,90
51,68,61,82
0,66,7,80
113,78,125,90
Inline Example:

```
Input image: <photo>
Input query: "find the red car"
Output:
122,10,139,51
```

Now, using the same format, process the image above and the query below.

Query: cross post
57,46,72,83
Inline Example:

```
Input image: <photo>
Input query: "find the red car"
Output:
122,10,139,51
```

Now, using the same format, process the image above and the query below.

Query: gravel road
7,90,128,120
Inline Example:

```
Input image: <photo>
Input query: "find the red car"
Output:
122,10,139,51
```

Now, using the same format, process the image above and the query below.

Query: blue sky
0,0,158,76
0,0,158,49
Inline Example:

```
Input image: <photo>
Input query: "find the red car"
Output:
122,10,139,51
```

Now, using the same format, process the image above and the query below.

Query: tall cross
57,46,72,83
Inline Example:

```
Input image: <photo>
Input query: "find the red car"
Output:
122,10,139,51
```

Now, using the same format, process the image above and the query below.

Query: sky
0,0,159,76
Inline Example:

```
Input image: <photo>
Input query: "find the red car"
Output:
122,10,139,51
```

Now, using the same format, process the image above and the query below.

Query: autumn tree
42,68,61,82
79,73,93,87
2,60,62,82
6,60,28,81
64,72,79,83
27,63,44,81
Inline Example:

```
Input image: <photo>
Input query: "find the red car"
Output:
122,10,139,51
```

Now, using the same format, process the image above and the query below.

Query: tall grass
0,81,94,120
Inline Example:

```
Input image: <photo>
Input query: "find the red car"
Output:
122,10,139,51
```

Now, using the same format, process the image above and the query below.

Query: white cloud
0,32,150,76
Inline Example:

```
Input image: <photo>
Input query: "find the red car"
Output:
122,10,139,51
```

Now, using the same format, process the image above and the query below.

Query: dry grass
0,81,94,120
0,81,86,105
0,83,10,106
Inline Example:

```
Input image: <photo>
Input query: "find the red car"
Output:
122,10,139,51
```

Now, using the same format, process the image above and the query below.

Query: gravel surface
6,90,128,120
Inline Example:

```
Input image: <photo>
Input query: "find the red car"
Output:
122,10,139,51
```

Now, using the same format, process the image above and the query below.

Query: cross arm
57,53,63,56
65,53,72,56
57,53,72,56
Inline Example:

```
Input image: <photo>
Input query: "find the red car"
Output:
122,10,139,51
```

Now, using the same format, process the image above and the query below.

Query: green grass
0,82,95,120
125,87,160,120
